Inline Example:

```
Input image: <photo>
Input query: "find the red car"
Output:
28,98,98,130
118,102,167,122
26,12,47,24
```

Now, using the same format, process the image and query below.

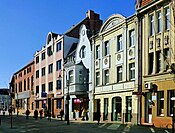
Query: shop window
104,98,108,120
167,90,175,116
112,97,122,121
36,101,39,109
157,91,164,116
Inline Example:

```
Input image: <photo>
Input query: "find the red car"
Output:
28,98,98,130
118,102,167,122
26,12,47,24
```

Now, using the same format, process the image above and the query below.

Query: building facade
34,32,78,117
92,14,139,124
11,61,35,114
136,0,175,127
0,88,10,111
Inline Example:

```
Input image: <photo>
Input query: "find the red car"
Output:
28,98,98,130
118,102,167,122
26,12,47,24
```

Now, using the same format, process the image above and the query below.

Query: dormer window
79,45,86,59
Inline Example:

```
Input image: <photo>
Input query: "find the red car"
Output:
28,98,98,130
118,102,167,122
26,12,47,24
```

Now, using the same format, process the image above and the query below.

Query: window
156,51,161,73
157,91,164,116
36,86,39,94
79,46,86,59
42,101,46,108
164,48,170,70
36,101,39,109
36,56,39,64
36,70,39,78
168,90,175,116
56,80,61,90
41,52,45,60
56,60,62,71
47,46,53,56
129,30,135,47
48,82,53,91
129,63,135,80
24,79,26,91
69,70,74,84
117,66,122,82
56,99,62,109
96,45,100,59
79,71,82,83
27,77,30,90
104,70,109,85
56,41,62,51
96,72,100,86
150,15,154,36
148,53,154,74
48,64,53,74
42,67,45,76
24,70,26,75
165,7,170,30
157,12,162,33
31,76,33,89
42,84,45,92
117,35,122,51
27,67,31,73
104,41,109,56
19,81,22,92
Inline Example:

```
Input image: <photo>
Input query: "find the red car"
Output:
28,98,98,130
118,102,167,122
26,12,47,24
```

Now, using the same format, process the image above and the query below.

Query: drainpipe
137,13,142,125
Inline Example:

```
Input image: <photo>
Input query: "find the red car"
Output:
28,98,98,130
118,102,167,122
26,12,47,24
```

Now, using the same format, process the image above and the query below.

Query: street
0,115,172,133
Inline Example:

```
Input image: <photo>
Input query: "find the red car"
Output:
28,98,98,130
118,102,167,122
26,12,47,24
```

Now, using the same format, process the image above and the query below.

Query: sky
0,0,136,88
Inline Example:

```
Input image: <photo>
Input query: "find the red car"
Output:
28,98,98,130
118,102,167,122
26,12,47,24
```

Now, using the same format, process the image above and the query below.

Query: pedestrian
8,108,12,116
81,108,86,121
47,110,51,121
2,108,5,116
26,109,30,119
34,109,38,120
39,109,43,119
60,109,64,121
97,111,101,125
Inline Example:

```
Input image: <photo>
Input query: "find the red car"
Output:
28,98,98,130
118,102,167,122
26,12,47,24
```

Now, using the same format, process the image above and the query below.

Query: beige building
92,14,139,124
136,0,175,127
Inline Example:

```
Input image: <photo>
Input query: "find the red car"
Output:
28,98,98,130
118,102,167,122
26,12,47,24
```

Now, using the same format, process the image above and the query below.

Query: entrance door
104,98,108,120
112,97,122,121
125,96,132,122
145,92,152,123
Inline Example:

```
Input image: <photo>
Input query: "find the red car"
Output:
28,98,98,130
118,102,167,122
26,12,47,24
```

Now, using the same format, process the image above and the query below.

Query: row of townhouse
9,0,175,127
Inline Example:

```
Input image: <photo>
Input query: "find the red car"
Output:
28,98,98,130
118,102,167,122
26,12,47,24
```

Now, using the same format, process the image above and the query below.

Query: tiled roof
140,0,153,7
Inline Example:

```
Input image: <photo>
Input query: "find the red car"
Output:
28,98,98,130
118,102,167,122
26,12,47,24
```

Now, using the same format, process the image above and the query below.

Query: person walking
26,109,30,119
34,109,38,120
39,109,43,119
60,109,64,121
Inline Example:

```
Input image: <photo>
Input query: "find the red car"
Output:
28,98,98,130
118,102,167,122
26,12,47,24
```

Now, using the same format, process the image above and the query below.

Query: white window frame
117,66,122,82
150,15,154,36
104,69,109,85
157,12,162,33
129,30,135,47
104,41,109,56
96,72,100,86
129,63,135,80
96,45,100,59
165,7,170,30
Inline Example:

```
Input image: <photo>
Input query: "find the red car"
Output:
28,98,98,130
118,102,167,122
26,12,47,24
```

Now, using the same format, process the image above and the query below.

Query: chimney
86,10,95,19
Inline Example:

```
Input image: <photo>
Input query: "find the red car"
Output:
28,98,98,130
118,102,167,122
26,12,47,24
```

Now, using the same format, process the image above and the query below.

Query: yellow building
92,14,139,124
136,0,175,127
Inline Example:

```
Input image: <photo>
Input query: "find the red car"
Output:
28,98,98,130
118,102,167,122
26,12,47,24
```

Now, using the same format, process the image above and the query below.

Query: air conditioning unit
144,82,153,90
164,35,169,45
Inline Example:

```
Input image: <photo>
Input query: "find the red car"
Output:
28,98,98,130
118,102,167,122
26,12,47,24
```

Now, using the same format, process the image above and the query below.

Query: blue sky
0,0,135,88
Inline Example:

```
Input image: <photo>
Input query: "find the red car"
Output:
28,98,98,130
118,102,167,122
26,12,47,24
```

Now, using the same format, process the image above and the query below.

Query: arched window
79,46,86,59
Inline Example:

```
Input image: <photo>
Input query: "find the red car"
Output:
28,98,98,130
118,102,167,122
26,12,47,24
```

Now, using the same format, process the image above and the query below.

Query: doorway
125,96,132,122
145,92,152,123
112,97,122,121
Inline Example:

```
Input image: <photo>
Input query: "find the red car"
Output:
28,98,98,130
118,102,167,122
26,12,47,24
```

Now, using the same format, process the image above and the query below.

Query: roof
140,0,153,7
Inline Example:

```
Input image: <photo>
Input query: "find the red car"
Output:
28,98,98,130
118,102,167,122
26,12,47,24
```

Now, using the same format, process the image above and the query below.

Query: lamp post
66,79,70,125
